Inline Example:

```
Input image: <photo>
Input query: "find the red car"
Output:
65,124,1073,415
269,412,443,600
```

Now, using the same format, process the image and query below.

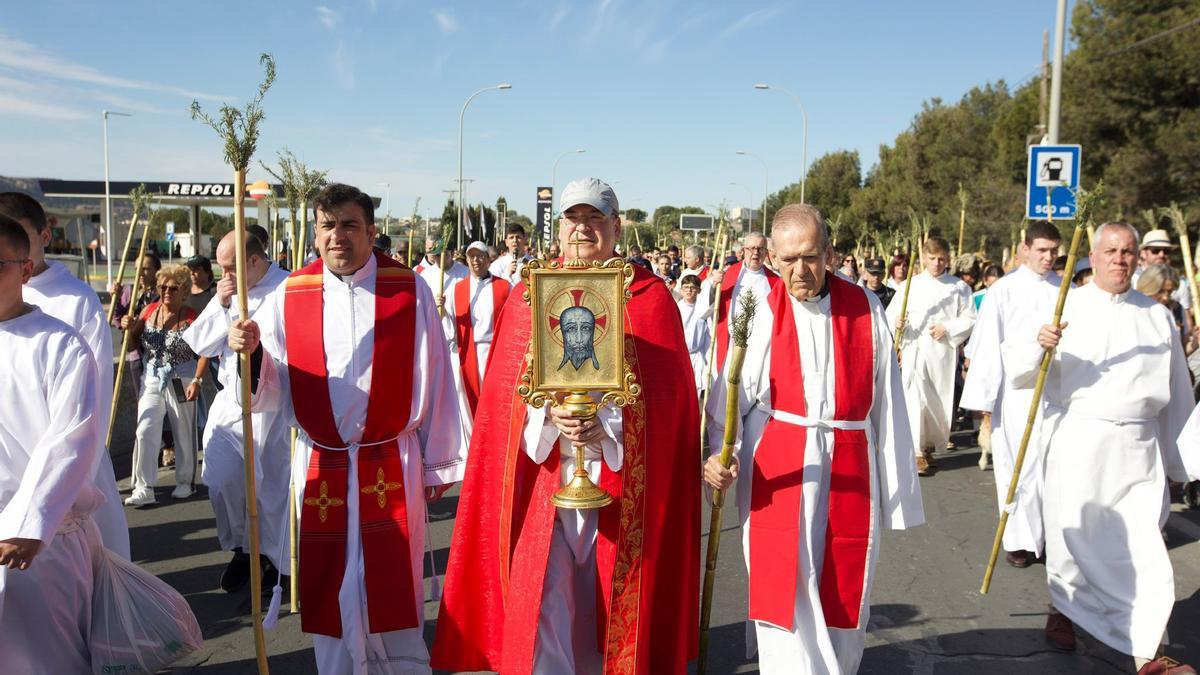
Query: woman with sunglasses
119,264,209,506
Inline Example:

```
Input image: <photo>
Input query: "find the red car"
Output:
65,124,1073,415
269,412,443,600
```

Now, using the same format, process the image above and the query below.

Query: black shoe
221,548,251,593
259,556,291,596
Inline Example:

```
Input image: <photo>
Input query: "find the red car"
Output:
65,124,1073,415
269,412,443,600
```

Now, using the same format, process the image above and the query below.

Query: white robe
1007,283,1199,660
960,266,1062,554
677,297,711,394
414,257,467,297
183,263,291,567
706,289,925,675
488,252,531,286
0,307,105,674
885,271,974,452
24,259,130,559
439,274,509,439
249,255,466,675
521,400,623,675
715,265,775,381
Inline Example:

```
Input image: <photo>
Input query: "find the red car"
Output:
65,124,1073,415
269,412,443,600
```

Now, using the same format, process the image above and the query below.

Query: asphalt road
110,410,1200,674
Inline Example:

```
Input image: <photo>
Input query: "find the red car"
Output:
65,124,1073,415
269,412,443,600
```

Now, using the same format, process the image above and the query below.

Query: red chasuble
432,264,700,675
748,274,875,630
283,252,420,638
453,274,510,415
714,261,780,375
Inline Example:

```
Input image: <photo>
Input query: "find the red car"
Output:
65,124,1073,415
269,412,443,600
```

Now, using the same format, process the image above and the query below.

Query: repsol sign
166,183,234,197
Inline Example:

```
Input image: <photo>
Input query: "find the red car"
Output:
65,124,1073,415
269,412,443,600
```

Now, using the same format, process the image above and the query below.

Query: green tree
624,207,648,223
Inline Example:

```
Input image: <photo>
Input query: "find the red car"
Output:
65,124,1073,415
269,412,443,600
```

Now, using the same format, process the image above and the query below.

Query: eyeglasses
0,258,29,270
158,284,181,292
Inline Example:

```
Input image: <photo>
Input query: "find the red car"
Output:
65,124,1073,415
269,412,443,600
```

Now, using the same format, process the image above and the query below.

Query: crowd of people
2,177,1200,675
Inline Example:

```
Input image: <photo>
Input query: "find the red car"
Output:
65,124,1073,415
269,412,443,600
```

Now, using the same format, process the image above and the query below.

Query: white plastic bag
89,548,203,675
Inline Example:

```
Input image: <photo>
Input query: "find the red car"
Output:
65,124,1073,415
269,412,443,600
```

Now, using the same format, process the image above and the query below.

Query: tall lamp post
102,109,132,286
551,148,586,242
458,83,512,248
753,83,808,204
728,181,754,232
735,150,768,233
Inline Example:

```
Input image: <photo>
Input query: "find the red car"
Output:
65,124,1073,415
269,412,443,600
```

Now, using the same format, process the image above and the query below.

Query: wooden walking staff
980,183,1103,594
105,204,153,450
191,53,275,674
698,292,757,675
104,185,150,324
1164,203,1200,329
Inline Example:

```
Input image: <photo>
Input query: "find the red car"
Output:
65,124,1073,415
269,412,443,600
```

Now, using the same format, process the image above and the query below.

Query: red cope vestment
749,275,875,629
284,253,420,638
714,261,781,373
452,274,510,414
431,263,700,674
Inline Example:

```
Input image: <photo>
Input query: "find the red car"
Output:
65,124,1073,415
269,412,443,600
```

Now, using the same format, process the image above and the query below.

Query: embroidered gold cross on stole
304,481,346,523
361,468,403,509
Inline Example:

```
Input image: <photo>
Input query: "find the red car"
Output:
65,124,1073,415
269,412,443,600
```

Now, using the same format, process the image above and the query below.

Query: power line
1098,14,1200,59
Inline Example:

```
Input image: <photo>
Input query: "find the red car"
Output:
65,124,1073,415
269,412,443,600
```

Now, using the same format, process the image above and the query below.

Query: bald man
183,232,292,592
705,204,924,674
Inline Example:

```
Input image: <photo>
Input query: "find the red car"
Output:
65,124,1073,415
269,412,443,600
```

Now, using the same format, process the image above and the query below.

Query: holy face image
559,305,600,371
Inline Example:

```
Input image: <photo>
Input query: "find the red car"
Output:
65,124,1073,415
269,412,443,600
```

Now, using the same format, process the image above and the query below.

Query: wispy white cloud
316,5,342,29
332,41,356,90
432,9,458,35
0,93,88,121
0,31,226,101
365,0,379,12
91,92,168,115
549,4,570,31
719,5,787,40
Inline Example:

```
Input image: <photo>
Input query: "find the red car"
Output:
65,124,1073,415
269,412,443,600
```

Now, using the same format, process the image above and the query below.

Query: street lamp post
551,148,586,242
728,181,754,232
735,150,768,233
754,83,808,204
458,83,512,249
102,110,132,287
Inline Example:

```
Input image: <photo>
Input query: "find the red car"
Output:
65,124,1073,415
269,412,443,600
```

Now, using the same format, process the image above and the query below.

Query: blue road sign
1026,144,1082,219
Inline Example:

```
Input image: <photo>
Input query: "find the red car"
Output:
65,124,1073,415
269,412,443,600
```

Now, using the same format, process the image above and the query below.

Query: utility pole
1039,29,1050,138
1047,0,1067,144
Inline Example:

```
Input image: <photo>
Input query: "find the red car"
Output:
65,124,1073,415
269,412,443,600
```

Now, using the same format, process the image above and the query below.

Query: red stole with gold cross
749,274,875,630
453,274,509,415
284,252,419,638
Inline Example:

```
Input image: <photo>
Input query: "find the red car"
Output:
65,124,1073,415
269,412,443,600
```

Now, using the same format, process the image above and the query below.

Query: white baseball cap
465,241,489,254
559,177,619,217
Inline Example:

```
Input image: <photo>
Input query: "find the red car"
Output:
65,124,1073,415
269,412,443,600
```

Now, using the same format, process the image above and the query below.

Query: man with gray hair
705,203,924,673
710,231,779,382
1016,222,1197,673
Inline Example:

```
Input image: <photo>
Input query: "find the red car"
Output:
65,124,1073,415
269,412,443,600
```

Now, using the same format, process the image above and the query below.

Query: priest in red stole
703,204,925,674
710,231,779,381
438,240,511,435
228,183,466,674
432,178,700,674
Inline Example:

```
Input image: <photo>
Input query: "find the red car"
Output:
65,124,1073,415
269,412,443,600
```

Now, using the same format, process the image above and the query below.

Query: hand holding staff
191,53,275,674
981,182,1104,594
698,291,757,675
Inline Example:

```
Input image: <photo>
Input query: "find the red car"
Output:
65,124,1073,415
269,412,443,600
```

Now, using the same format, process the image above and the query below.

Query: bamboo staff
1164,203,1200,329
104,185,150,324
956,182,968,258
697,228,729,451
435,215,455,317
105,212,153,450
191,53,275,674
698,292,757,675
981,183,1103,594
893,237,916,360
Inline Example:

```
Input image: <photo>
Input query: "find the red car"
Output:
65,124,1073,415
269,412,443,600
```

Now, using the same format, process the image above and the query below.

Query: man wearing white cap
435,178,699,675
439,241,511,435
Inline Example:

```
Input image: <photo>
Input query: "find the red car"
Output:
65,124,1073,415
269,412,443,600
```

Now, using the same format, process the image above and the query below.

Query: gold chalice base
551,470,614,509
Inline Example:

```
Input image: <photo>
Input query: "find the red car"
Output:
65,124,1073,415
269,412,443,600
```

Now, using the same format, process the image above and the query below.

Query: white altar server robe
677,297,711,393
250,255,468,674
707,290,925,675
439,274,508,438
414,257,467,297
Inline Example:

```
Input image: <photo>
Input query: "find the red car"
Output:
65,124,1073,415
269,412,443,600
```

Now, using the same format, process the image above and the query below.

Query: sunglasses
158,284,182,292
0,258,29,270
1146,247,1171,255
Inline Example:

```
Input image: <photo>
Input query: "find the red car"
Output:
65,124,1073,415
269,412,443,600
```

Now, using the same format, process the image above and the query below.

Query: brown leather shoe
1044,611,1076,651
1005,550,1034,568
916,455,932,476
1138,656,1197,675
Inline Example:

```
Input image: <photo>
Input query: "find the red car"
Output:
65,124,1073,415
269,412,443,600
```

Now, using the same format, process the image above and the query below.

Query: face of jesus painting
558,305,599,371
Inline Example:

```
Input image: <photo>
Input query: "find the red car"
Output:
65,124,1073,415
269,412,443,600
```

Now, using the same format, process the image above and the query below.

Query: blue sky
0,1,1065,218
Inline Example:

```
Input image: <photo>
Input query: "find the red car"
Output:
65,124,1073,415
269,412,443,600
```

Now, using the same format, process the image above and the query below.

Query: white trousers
0,517,101,674
533,516,602,675
131,376,196,492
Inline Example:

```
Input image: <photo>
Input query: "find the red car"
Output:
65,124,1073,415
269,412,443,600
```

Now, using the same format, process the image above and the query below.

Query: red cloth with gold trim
748,274,875,630
284,252,421,638
431,263,700,675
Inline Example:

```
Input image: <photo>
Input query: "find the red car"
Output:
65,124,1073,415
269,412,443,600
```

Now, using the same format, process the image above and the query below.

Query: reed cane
104,187,148,324
1165,203,1200,330
980,183,1102,593
289,428,299,612
697,230,729,453
698,292,757,675
893,240,915,360
956,182,968,258
105,219,153,450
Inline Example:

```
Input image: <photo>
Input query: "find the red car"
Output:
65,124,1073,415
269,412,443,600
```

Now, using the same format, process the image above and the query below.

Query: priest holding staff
703,204,924,674
227,183,466,674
